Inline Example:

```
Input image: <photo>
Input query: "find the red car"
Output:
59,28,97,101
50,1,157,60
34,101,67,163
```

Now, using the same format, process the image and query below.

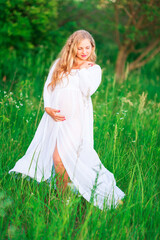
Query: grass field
0,52,160,239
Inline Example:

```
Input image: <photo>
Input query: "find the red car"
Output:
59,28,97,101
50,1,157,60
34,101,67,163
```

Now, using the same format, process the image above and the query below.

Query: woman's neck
73,58,85,69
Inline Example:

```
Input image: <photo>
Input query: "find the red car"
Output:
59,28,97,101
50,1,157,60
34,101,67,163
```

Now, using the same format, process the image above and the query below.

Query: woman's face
76,39,93,61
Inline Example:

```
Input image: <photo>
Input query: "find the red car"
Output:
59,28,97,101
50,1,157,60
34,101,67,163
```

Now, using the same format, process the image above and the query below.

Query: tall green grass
0,53,160,239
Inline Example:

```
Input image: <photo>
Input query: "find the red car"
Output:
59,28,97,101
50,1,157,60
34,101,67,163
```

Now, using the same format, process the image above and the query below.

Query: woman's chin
77,56,89,61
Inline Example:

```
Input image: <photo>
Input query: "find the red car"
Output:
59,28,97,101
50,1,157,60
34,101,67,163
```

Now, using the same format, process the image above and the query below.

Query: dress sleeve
78,64,102,97
43,59,59,109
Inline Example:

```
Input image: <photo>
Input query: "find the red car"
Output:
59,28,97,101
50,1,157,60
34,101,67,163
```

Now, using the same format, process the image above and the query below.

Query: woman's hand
45,107,66,122
79,61,95,69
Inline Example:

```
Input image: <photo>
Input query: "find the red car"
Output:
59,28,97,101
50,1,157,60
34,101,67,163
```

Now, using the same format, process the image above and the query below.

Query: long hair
48,30,96,90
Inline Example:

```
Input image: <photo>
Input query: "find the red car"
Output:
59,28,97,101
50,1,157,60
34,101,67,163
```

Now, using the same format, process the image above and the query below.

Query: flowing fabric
9,59,125,210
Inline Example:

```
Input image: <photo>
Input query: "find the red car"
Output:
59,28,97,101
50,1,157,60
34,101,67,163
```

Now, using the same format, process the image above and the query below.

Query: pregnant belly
51,88,83,120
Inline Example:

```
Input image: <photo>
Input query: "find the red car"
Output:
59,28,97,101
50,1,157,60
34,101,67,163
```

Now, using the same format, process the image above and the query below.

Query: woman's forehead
77,39,91,47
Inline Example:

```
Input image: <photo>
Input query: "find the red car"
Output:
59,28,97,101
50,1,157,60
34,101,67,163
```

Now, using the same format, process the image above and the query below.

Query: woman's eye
78,47,90,50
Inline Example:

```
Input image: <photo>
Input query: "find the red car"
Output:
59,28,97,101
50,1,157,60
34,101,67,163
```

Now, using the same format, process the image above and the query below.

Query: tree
56,0,160,81
111,0,160,81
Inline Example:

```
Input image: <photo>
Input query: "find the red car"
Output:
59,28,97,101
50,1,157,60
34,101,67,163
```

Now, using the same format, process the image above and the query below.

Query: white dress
9,59,125,210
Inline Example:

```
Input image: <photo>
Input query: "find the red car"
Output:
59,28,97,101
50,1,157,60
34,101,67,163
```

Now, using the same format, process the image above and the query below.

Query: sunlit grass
0,53,159,239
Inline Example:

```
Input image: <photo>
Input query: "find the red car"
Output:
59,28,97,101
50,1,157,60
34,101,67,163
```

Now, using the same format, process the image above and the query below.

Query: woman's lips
81,55,87,57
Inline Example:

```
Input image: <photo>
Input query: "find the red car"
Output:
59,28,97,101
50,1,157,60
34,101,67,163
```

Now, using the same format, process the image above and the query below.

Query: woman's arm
43,59,59,109
43,59,66,122
78,64,102,97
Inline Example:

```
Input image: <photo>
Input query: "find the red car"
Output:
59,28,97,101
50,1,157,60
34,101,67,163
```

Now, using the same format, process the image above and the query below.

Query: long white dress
9,59,125,210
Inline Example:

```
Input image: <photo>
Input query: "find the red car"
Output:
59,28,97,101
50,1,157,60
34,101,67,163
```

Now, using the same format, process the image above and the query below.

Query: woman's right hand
45,107,66,122
79,61,95,69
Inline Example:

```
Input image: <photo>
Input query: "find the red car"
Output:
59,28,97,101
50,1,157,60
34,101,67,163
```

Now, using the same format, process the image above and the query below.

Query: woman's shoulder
50,58,60,70
78,63,101,74
88,63,101,72
92,63,101,68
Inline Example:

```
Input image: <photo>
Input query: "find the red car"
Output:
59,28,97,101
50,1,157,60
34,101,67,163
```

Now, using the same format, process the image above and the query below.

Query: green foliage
0,0,57,51
116,0,160,44
0,0,160,74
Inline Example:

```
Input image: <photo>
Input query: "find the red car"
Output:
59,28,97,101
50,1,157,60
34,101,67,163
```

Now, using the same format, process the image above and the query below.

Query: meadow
0,52,160,239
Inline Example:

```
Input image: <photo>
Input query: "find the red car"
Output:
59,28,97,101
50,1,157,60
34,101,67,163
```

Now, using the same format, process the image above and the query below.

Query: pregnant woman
9,29,125,210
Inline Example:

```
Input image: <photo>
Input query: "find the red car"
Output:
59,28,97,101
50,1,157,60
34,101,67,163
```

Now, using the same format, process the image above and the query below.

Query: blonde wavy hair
48,29,96,90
